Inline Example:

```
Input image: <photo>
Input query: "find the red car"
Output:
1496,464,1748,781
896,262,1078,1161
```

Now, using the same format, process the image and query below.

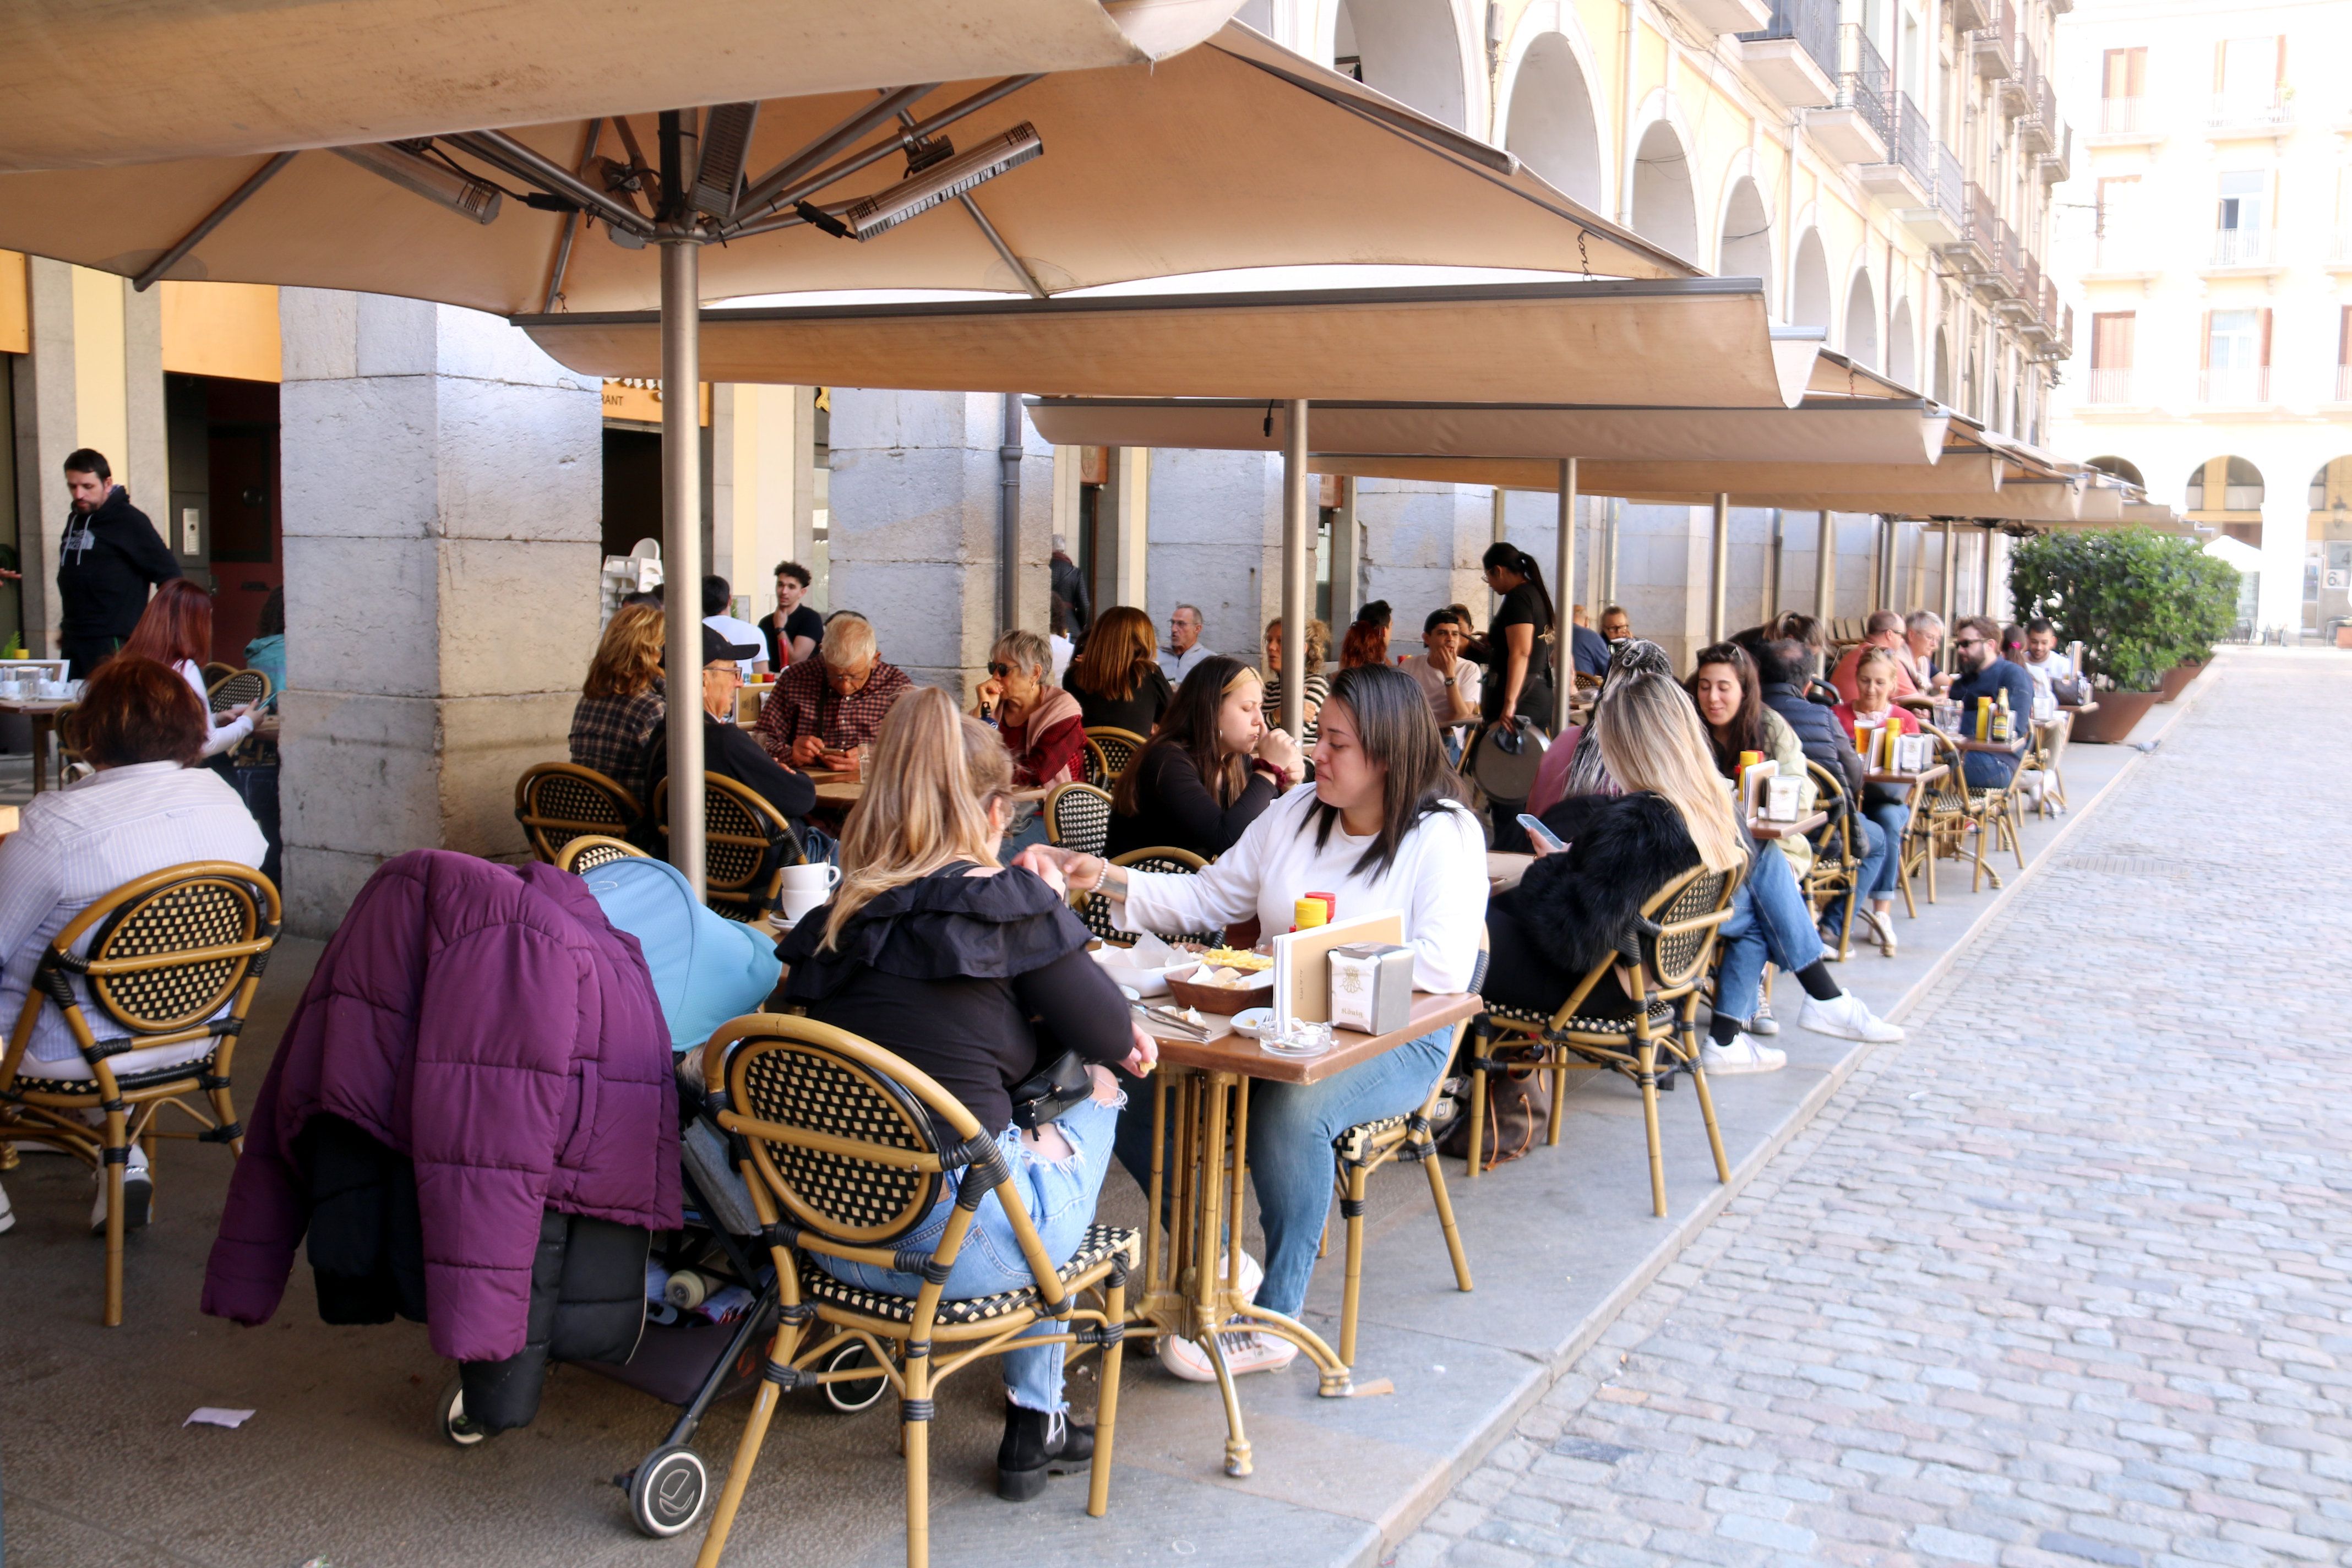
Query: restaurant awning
0,0,1248,172
0,25,1690,315
520,280,1821,405
1023,394,1950,462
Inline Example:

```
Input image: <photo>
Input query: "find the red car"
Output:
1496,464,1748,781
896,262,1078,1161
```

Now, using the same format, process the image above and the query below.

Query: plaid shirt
754,658,912,762
570,687,666,802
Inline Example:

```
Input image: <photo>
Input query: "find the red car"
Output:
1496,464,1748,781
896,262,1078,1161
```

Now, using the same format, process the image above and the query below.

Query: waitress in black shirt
1478,542,1557,729
776,685,1155,1501
1061,605,1174,734
1102,656,1302,859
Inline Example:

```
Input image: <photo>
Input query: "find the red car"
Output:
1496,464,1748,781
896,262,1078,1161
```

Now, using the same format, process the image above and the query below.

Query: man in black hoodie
56,449,181,677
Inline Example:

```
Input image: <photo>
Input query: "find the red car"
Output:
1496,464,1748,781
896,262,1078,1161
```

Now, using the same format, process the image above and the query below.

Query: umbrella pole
1979,524,1996,619
1553,459,1577,736
661,238,706,896
1707,494,1730,645
1280,400,1310,744
1940,519,1958,668
1813,511,1834,620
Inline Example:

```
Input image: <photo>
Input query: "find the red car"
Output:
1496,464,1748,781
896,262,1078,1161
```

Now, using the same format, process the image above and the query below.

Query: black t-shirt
1065,663,1173,737
1480,582,1553,721
777,864,1133,1134
763,605,825,668
1103,744,1277,861
641,712,817,828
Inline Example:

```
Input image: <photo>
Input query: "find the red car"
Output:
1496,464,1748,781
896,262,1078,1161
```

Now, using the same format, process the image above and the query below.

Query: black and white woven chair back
1046,782,1114,857
1645,864,1738,994
518,764,638,862
1805,760,1850,863
558,834,645,873
1114,848,1222,948
73,870,271,1036
729,1035,947,1247
1083,727,1145,788
209,668,270,715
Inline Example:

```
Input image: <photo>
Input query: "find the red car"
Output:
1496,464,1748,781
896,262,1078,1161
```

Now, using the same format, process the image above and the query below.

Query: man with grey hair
1901,610,1952,694
1830,608,1920,704
1157,602,1213,683
1049,533,1089,634
754,611,912,767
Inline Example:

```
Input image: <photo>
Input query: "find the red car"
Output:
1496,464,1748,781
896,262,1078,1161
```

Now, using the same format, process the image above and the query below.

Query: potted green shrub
2007,528,2236,743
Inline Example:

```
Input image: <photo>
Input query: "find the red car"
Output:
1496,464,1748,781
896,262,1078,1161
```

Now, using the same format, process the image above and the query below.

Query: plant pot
2070,690,2160,744
2154,660,2202,703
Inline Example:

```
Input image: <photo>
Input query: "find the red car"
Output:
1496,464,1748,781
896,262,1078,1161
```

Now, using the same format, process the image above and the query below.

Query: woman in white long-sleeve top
121,579,256,760
1017,663,1487,1382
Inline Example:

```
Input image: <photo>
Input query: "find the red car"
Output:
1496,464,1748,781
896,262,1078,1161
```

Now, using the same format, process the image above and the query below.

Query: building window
2089,313,2135,404
2100,47,2147,132
2213,170,2272,265
2201,308,2271,404
2094,175,2139,268
2338,307,2351,402
2211,36,2289,130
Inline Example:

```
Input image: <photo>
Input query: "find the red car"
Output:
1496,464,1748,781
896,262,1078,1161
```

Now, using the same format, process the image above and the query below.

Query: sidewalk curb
1360,660,2223,1566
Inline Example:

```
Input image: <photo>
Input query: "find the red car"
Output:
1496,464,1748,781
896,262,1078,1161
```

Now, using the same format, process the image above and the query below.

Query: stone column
10,258,78,656
1362,478,1493,637
710,383,813,624
1094,447,1150,611
825,388,1052,699
1146,447,1280,665
276,290,602,935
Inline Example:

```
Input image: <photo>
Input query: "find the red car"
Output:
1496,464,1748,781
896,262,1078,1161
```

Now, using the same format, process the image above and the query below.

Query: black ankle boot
997,1404,1095,1501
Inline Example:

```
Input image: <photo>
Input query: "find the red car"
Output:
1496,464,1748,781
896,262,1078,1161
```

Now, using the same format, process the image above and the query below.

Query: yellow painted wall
71,267,129,490
0,250,25,355
1636,20,1668,105
161,281,280,382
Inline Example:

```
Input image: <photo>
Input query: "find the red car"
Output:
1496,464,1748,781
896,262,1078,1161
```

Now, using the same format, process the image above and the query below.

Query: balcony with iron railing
2327,232,2352,271
2337,363,2352,402
1970,0,2016,82
2040,121,2071,182
2001,39,2037,117
2019,62,2057,153
1735,0,1839,108
1805,22,1893,161
2207,91,2293,137
2207,227,2280,270
2199,365,2271,405
2086,368,2134,405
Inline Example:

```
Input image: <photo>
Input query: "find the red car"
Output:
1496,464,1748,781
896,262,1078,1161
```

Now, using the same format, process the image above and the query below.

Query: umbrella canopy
521,280,1818,405
0,0,1246,172
0,26,1688,312
1023,394,1951,464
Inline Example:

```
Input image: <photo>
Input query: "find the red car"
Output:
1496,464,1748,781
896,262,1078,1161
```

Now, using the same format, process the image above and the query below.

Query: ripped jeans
814,1093,1121,1414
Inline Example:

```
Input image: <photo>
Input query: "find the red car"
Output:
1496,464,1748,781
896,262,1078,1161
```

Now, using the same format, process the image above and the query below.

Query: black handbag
1008,1049,1093,1130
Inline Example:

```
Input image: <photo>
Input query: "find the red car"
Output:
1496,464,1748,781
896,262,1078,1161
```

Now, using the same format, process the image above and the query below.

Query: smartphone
1515,812,1566,854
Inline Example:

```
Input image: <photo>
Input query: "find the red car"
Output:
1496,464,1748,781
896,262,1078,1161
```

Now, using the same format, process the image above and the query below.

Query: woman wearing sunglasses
974,629,1086,789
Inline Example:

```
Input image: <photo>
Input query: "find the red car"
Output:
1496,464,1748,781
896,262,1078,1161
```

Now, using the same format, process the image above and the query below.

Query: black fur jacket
1483,792,1705,1015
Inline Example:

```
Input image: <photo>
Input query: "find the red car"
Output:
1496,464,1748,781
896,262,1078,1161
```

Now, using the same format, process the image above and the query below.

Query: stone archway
1717,176,1771,292
2306,457,2352,633
1333,0,1468,130
1788,229,1831,334
2184,455,2264,544
1629,120,1698,262
2086,455,2144,487
1932,328,1951,403
1843,270,1879,369
1503,32,1604,207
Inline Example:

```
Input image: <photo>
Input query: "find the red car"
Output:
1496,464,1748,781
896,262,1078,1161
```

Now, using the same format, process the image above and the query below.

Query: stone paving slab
0,662,2231,1567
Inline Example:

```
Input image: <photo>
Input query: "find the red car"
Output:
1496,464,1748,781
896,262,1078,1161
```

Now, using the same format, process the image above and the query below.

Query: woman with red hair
121,580,256,759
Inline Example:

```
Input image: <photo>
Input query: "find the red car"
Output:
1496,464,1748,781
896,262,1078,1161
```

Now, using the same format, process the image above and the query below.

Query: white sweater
175,659,255,759
1117,786,1488,995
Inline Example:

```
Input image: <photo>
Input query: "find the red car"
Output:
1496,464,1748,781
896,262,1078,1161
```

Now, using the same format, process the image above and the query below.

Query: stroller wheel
627,1445,710,1537
821,1342,889,1413
436,1375,491,1447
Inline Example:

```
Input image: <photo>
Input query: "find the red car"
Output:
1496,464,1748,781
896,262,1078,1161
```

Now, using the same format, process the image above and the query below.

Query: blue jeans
1115,1026,1456,1322
816,1094,1121,1414
1961,752,2016,790
1716,845,1827,1027
1819,813,1893,928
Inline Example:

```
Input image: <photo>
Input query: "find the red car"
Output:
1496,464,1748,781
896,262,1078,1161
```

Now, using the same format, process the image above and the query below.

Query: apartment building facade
2049,0,2352,636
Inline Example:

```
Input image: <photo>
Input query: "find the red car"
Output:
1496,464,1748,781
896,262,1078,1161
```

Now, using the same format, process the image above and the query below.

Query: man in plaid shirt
754,613,913,767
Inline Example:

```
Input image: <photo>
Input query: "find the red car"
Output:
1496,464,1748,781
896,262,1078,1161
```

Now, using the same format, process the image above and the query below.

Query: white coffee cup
781,862,841,895
781,888,829,925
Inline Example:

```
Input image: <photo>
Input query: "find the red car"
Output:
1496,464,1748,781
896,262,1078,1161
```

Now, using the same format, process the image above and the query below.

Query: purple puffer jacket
203,850,680,1362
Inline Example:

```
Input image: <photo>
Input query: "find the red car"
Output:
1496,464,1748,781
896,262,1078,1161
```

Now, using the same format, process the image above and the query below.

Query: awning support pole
1813,511,1834,621
1553,459,1577,736
1979,524,1997,619
1765,508,1784,624
660,232,706,897
999,395,1024,628
1707,494,1730,645
1280,401,1310,743
1940,519,1958,672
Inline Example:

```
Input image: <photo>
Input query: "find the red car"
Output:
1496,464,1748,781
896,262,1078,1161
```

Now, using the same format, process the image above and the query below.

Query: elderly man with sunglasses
754,612,913,770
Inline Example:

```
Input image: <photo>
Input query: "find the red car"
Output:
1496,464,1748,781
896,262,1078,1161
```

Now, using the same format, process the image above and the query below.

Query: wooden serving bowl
1164,962,1274,1015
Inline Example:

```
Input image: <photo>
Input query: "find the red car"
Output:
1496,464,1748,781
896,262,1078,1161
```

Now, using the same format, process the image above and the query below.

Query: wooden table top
807,770,864,805
0,697,72,714
1139,989,1479,1085
2054,701,2099,716
1864,764,1947,786
1954,735,2028,754
1747,810,1827,841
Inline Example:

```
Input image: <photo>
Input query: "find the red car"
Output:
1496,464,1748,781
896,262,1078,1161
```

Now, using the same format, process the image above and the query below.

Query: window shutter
2199,311,2213,369
2130,47,2146,99
2259,308,2273,368
2275,35,2286,88
2213,42,2226,93
2339,304,2350,369
2118,312,2135,370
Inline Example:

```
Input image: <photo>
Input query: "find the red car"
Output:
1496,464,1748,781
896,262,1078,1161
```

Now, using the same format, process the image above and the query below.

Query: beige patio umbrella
0,0,1246,171
0,22,1689,882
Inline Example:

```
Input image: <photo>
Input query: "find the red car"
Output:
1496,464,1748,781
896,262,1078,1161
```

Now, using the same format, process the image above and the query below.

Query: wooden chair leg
1338,1162,1369,1367
1087,1271,1128,1518
694,1369,784,1567
1689,1054,1730,1184
1544,1053,1566,1147
101,1105,130,1327
1465,1057,1488,1178
903,1354,932,1568
1638,1041,1667,1218
1420,1135,1474,1294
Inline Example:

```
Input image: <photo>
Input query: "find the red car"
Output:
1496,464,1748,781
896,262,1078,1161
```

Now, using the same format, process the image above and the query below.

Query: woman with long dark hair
1477,542,1555,729
1685,640,1808,876
1017,664,1486,1384
120,579,255,759
1062,604,1173,734
1103,656,1301,859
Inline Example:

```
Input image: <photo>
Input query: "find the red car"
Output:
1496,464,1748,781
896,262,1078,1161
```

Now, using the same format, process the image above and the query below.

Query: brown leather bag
1438,1053,1550,1170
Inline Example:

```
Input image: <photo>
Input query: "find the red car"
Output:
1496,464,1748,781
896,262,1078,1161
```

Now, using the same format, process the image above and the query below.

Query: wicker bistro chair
1068,846,1222,949
1043,781,1114,858
1800,761,1862,961
1464,861,1746,1217
556,834,649,873
201,660,237,692
207,667,271,715
0,862,281,1326
1321,944,1485,1368
654,774,805,923
515,762,642,865
693,1016,1136,1568
1080,726,1147,789
2025,710,2070,814
1913,726,2022,897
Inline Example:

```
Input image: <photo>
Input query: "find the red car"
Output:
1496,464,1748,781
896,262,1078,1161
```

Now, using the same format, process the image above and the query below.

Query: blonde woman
1488,673,1901,1074
569,603,666,799
775,686,1156,1501
1260,614,1331,745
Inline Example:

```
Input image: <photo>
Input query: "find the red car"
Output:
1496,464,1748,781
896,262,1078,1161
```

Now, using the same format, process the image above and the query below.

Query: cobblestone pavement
1396,654,2352,1568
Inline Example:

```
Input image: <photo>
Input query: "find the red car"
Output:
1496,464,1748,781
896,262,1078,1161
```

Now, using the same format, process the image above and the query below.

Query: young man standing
55,449,181,677
761,561,824,669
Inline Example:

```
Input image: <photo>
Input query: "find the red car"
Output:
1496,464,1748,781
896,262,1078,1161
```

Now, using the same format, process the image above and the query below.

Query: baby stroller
433,1092,891,1537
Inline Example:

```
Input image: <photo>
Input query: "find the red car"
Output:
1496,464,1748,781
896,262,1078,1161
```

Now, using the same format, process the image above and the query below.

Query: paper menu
1271,910,1406,1026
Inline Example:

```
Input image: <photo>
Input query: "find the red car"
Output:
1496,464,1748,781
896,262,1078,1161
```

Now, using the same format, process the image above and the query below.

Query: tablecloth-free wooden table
1131,989,1481,1477
0,698,73,793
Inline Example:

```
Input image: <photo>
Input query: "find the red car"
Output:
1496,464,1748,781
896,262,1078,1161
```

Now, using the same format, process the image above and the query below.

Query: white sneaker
1215,1251,1264,1304
1,1179,13,1234
1700,1033,1785,1074
1798,991,1905,1043
1748,993,1779,1037
1158,1325,1298,1383
1861,908,1898,955
90,1147,153,1234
